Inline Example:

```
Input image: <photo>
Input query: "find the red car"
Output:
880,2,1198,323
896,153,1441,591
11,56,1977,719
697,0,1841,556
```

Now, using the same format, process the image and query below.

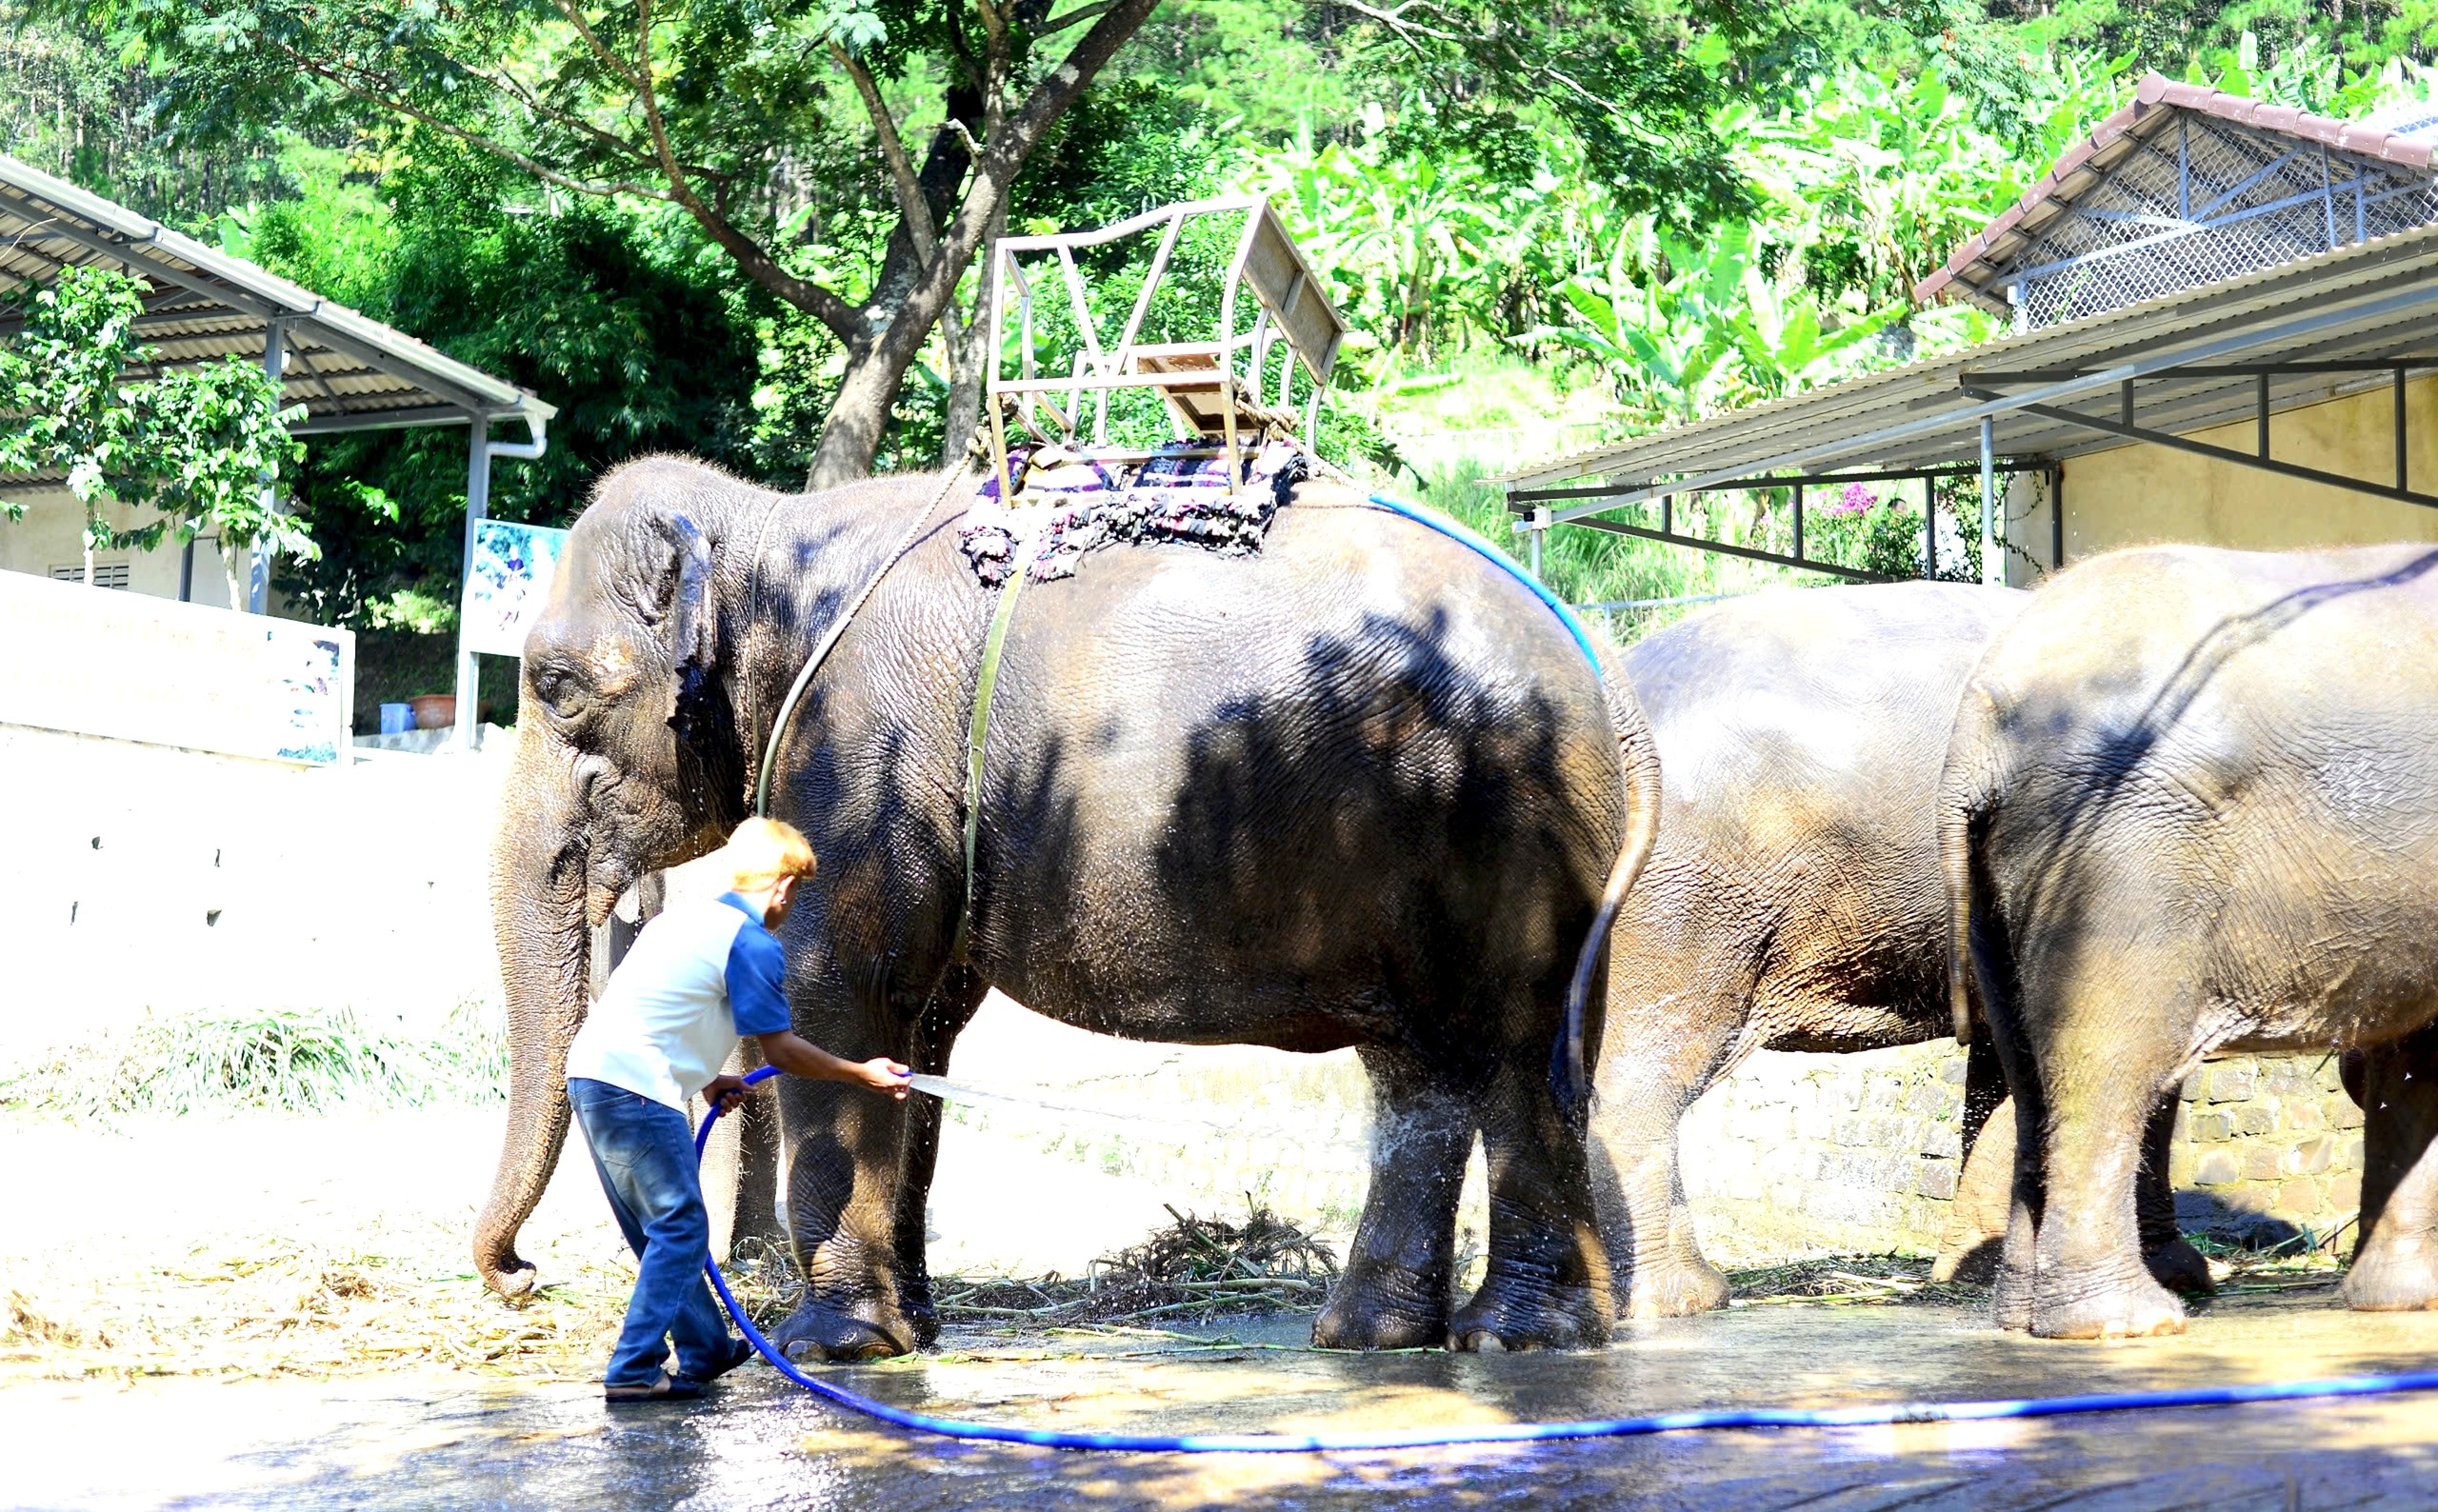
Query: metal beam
1544,273,2438,526
1962,387,2438,511
289,404,483,436
1551,513,1894,584
1509,461,2048,508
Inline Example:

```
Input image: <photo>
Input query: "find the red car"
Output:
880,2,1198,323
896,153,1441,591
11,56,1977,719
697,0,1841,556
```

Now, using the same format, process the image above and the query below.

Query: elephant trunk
1557,672,1666,1120
473,726,600,1299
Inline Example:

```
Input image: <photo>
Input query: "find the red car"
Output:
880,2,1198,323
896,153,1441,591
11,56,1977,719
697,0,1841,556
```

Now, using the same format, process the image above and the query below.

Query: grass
0,999,508,1120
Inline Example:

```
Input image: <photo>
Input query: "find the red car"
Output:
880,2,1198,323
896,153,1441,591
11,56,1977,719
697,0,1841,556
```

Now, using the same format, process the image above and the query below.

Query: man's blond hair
724,817,817,891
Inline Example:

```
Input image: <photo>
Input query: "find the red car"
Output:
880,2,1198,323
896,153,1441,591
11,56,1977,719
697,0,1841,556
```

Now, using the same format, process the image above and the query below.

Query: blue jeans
567,1078,736,1385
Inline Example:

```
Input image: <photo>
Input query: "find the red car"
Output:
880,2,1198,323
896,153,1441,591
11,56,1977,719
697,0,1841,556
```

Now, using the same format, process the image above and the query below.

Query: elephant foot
2340,1245,2438,1312
897,1274,943,1349
1312,1260,1449,1350
1991,1260,2033,1332
1449,1272,1609,1353
768,1300,914,1363
2145,1237,2217,1297
1618,1256,1730,1319
2031,1274,2187,1340
1932,1237,2002,1287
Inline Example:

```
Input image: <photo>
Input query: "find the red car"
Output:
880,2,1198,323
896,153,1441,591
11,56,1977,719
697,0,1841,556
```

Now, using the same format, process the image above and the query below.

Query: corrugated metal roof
1918,73,2438,312
0,153,554,458
1502,216,2438,502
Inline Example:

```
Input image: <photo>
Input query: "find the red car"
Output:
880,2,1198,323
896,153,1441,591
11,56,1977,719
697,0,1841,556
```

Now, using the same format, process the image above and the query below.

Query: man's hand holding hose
705,1036,909,1115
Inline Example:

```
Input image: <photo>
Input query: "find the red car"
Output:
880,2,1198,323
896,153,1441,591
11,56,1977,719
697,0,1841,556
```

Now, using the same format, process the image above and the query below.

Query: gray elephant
473,457,1660,1358
1942,542,2438,1339
1593,581,2213,1317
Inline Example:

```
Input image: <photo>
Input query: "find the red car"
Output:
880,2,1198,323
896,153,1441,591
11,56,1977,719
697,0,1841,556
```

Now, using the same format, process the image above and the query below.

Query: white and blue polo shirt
565,892,795,1110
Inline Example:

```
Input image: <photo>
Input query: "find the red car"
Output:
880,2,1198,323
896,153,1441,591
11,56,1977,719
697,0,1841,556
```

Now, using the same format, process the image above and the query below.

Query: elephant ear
648,509,748,826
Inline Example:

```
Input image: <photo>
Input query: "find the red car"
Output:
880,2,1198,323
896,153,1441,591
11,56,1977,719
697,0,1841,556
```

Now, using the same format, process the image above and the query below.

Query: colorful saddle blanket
958,441,1304,587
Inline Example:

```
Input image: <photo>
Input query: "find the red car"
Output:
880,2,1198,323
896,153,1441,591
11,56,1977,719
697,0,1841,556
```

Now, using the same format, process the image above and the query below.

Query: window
50,561,131,588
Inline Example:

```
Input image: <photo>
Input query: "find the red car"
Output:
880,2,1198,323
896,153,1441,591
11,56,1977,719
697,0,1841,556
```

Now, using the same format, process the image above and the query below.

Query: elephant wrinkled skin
473,458,1660,1359
1943,543,2438,1340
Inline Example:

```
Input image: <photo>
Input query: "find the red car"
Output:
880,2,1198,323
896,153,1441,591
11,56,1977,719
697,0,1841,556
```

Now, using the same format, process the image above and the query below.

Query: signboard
0,568,353,766
462,519,569,657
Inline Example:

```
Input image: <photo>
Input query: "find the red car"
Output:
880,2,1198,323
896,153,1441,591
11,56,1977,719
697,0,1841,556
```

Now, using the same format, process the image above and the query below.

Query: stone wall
2168,1054,2363,1247
941,1013,2368,1271
1677,1044,1967,1263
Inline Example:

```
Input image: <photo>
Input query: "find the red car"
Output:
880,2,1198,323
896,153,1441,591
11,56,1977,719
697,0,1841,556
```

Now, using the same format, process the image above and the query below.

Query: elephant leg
1449,1045,1614,1352
2137,1093,2213,1295
767,984,933,1363
1313,1047,1473,1350
1589,990,1740,1319
890,968,989,1349
1933,1034,2011,1284
2026,1001,2188,1340
2342,1025,2438,1311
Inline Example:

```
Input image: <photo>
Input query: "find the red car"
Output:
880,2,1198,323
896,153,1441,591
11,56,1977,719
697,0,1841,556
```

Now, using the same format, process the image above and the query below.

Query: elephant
472,456,1661,1359
1591,581,2215,1318
1941,542,2438,1339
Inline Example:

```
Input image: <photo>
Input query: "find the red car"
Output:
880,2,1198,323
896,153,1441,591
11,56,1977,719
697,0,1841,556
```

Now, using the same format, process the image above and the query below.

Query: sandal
695,1335,762,1383
604,1371,705,1403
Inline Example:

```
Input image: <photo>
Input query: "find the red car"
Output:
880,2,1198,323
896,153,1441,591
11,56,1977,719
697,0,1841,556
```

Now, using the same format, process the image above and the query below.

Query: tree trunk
938,202,1009,471
804,0,1165,487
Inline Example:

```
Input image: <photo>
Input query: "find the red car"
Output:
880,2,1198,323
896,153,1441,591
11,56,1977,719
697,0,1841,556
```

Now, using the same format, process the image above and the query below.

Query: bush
1,1001,507,1120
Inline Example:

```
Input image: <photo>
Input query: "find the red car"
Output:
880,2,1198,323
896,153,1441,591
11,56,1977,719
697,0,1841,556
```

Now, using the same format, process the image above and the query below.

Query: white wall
0,726,510,1060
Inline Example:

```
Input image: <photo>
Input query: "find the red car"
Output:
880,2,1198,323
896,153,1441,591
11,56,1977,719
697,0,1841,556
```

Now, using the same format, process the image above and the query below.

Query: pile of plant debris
938,1201,1338,1327
1725,1254,1981,1308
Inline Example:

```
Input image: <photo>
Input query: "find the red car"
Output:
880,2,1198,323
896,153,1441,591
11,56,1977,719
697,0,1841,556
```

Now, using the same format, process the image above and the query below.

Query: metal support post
453,416,491,752
2258,373,2271,459
1979,417,1998,587
2050,465,2066,573
452,414,550,752
1924,477,1937,582
2399,366,2410,493
1792,483,1805,562
1528,506,1549,581
246,322,288,613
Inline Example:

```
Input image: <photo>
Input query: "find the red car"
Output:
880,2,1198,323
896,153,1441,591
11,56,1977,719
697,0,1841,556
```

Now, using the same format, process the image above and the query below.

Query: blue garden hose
1364,492,1604,674
694,1065,2438,1452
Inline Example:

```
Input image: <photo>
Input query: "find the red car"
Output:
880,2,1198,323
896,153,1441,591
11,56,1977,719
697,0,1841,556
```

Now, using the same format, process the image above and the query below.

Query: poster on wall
461,520,570,658
0,569,353,766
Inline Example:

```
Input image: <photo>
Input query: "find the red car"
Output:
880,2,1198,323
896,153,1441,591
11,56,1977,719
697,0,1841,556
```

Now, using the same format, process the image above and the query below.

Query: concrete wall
2057,374,2438,562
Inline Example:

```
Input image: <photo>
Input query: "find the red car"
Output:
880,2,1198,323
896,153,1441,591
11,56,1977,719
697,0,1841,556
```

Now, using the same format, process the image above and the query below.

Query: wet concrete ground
10,1284,2438,1510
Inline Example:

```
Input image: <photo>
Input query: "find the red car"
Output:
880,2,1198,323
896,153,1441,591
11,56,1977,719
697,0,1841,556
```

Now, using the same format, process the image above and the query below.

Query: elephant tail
1940,677,2008,1045
1556,668,1665,1123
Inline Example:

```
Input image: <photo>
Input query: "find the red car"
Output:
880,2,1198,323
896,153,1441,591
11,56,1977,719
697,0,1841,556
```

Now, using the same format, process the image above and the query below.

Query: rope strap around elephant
692,1066,2438,1452
753,467,976,819
951,550,1031,963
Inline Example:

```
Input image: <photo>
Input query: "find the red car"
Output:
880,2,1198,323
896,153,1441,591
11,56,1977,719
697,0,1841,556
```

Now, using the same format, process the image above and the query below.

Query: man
564,817,909,1403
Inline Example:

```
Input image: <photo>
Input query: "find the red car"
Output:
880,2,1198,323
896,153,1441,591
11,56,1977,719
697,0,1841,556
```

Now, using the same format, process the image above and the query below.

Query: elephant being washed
1944,543,2438,1339
473,457,1661,1358
1592,582,2211,1316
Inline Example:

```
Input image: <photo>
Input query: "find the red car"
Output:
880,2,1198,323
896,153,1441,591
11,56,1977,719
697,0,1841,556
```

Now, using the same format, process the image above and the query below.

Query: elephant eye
530,665,590,721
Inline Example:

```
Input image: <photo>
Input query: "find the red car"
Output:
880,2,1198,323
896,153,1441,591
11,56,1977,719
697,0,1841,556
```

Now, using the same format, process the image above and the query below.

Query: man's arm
755,1032,909,1097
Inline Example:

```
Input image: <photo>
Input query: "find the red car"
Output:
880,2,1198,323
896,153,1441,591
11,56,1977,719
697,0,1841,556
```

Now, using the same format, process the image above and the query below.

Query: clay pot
410,694,457,730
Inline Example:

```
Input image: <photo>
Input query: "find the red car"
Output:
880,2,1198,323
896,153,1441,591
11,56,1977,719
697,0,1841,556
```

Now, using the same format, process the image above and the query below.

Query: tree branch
546,0,646,89
830,42,938,264
261,38,674,201
1034,1,1118,36
628,0,868,345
